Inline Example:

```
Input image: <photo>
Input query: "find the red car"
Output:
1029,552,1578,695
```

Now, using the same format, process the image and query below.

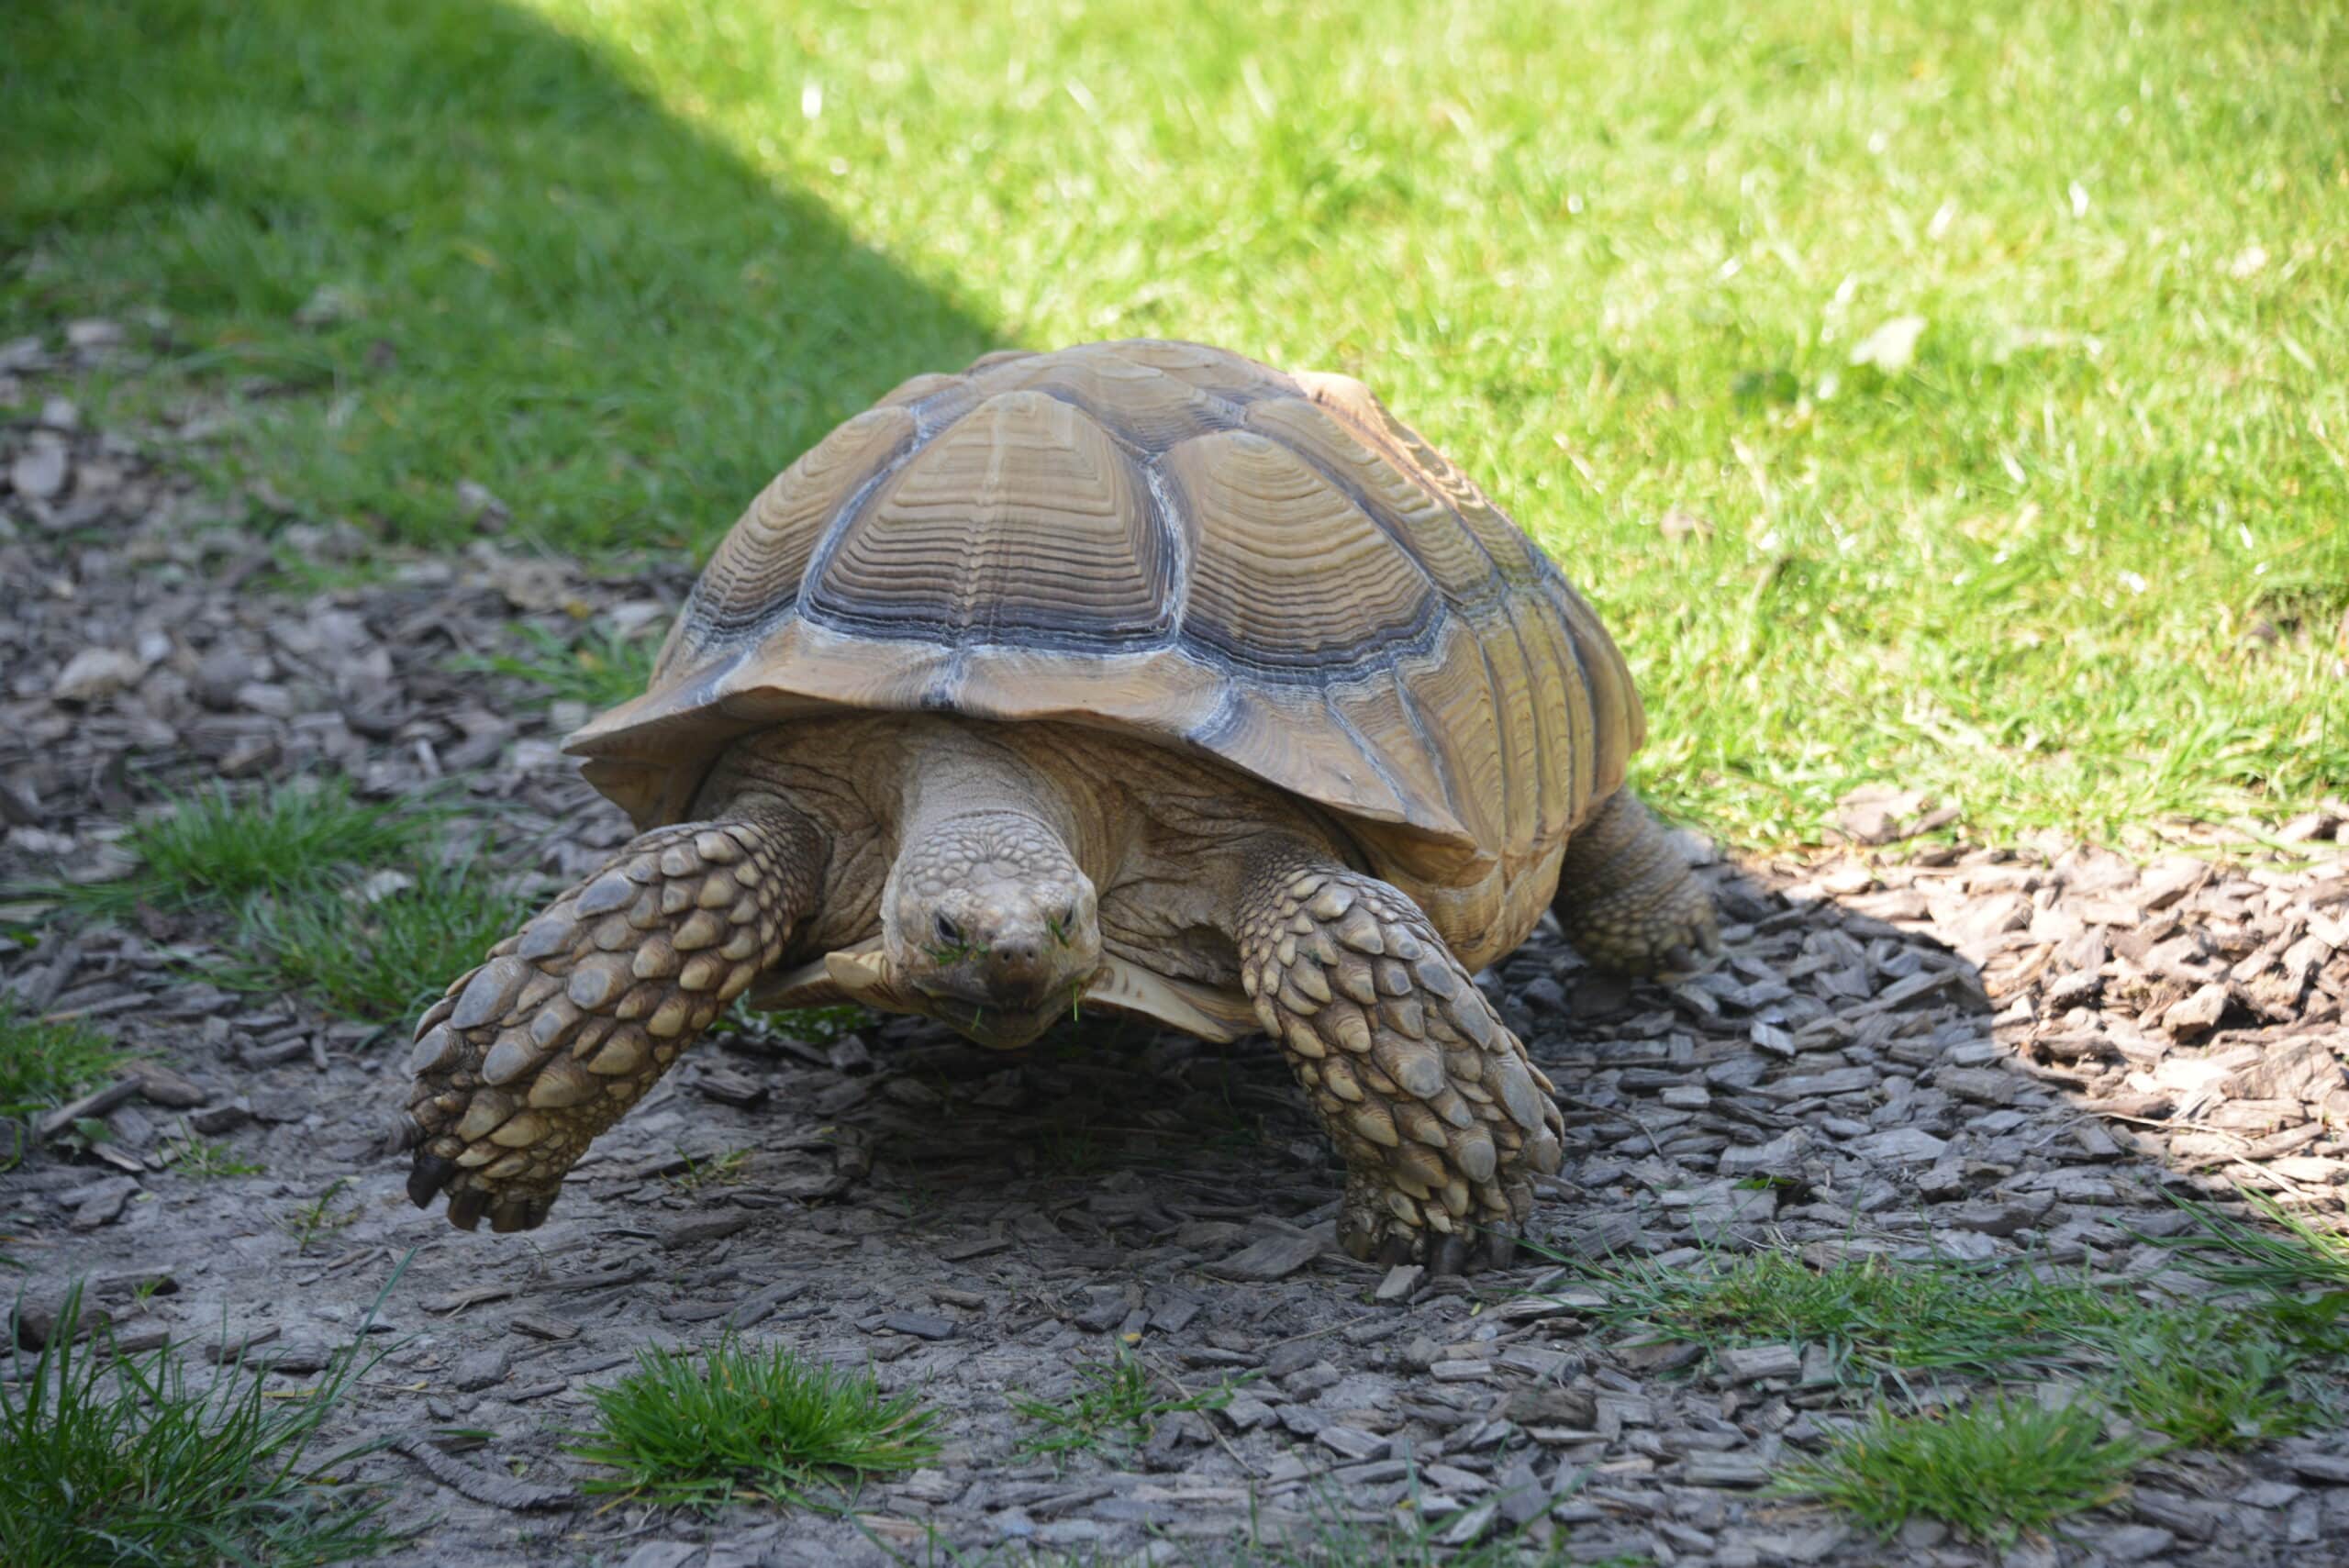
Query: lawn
4,0,2343,847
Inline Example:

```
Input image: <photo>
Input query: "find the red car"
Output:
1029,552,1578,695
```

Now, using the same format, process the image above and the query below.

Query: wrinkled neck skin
879,724,1111,1048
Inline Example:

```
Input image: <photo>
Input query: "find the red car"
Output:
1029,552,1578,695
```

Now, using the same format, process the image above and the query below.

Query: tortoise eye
934,913,964,945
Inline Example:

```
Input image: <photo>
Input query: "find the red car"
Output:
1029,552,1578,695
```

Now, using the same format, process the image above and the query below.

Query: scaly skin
1236,845,1565,1273
395,794,823,1232
1553,790,1720,976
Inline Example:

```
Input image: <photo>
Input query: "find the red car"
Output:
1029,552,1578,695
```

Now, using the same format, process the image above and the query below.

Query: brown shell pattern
572,339,1642,941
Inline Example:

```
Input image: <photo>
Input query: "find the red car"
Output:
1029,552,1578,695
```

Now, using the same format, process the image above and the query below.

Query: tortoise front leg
395,795,824,1232
1235,848,1564,1274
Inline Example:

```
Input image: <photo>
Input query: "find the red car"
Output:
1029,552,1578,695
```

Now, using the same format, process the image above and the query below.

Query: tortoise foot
1341,1173,1527,1275
397,802,819,1232
1553,790,1720,978
1238,851,1564,1278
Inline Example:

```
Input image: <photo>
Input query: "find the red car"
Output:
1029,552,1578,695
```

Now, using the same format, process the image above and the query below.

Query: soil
5,318,2348,1567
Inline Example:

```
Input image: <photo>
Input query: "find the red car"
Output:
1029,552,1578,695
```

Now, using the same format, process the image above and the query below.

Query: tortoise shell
569,340,1642,964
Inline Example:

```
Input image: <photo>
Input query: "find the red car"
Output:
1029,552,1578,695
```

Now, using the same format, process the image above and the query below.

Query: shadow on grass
1,0,996,553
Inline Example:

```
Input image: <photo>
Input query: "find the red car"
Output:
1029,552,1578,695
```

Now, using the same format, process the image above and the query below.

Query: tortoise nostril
993,940,1041,971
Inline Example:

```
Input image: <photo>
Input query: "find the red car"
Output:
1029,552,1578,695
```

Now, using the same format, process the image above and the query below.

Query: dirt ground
6,320,2349,1567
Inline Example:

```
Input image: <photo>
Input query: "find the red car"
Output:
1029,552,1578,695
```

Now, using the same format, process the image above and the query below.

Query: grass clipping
569,1337,939,1509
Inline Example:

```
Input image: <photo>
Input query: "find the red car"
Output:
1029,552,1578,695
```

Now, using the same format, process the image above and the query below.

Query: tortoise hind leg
1552,790,1718,976
395,795,824,1233
1236,847,1564,1275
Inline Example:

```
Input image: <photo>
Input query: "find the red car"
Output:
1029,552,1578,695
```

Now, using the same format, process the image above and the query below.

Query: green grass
1577,1249,2137,1385
48,779,527,1029
0,1284,395,1566
280,1178,361,1253
45,781,530,1031
741,1003,872,1047
1011,1348,1252,1458
1781,1396,2153,1545
569,1338,940,1509
1581,1233,2349,1536
2148,1188,2349,1297
167,1135,266,1180
1580,1244,2343,1406
0,1000,126,1119
2111,1315,2316,1451
6,0,2343,845
457,623,661,711
65,778,425,916
666,1144,752,1194
223,857,536,1023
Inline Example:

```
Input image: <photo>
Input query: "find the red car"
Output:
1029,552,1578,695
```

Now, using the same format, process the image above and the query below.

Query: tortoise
394,339,1716,1273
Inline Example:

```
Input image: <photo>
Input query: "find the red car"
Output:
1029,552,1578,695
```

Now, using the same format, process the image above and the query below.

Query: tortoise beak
909,973,1069,1050
822,947,1072,1050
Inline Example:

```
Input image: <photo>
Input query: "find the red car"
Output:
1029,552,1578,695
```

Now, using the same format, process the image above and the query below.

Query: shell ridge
1462,617,1528,857
1382,651,1471,834
1141,453,1195,639
1542,555,1637,792
1163,426,1453,682
790,438,929,642
1542,568,1603,817
802,389,1171,653
1245,421,1451,607
1297,393,1519,588
1542,552,1644,756
684,408,923,645
1312,671,1438,837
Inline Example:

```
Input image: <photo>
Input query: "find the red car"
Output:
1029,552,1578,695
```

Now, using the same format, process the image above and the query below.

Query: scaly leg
1552,790,1719,975
1235,849,1564,1274
395,795,823,1232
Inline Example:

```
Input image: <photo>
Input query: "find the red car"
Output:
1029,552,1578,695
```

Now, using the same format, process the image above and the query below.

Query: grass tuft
67,779,423,916
666,1145,751,1194
0,999,127,1119
1781,1396,2152,1544
222,858,537,1024
167,1135,267,1180
2149,1187,2349,1297
1576,1248,2132,1385
570,1337,940,1509
280,1178,361,1253
46,779,528,1034
0,1282,396,1566
1012,1348,1252,1459
2111,1315,2315,1451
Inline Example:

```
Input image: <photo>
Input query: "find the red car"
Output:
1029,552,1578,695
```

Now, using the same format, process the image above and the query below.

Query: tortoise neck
893,720,1107,881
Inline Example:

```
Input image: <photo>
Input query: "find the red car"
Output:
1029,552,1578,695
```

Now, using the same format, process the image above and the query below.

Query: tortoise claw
1428,1232,1472,1277
1476,1224,1520,1272
446,1188,487,1232
489,1192,556,1233
406,1152,458,1209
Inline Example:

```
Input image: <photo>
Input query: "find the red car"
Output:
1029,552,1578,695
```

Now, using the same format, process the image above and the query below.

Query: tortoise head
881,809,1101,1050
